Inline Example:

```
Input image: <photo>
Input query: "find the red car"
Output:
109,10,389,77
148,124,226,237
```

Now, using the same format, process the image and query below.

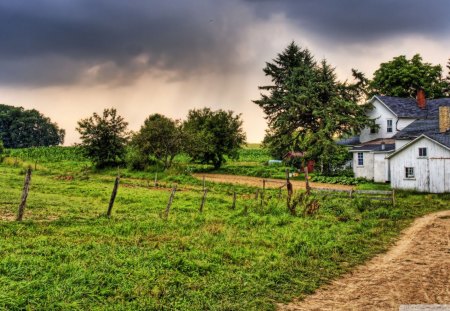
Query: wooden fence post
16,168,32,221
163,185,177,219
200,189,208,213
231,191,237,209
261,180,266,205
255,189,259,200
392,189,396,207
107,176,120,217
202,176,206,191
304,167,311,195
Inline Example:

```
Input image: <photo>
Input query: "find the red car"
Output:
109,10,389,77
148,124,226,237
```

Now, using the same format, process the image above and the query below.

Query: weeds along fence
9,167,396,221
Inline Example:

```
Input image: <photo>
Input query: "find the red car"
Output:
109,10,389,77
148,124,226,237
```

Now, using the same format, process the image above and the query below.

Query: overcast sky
1,0,450,144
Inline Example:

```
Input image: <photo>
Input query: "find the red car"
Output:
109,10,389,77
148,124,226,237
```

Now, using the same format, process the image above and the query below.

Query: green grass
0,156,448,310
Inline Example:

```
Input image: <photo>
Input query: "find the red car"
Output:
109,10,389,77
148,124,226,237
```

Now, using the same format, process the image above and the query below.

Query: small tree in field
183,108,246,169
131,114,184,169
76,108,129,168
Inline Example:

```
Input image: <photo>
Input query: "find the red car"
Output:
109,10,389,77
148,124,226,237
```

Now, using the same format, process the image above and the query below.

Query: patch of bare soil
193,173,354,191
279,210,450,311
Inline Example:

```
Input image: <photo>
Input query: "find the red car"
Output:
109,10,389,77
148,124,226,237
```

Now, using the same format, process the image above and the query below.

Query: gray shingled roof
336,135,360,146
394,119,440,139
426,133,450,149
351,143,395,152
350,138,396,152
376,96,450,119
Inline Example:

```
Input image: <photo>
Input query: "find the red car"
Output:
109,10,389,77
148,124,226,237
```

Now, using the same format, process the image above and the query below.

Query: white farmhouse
340,91,450,193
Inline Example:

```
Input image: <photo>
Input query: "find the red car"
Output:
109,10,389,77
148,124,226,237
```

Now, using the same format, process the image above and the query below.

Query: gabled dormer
359,93,429,143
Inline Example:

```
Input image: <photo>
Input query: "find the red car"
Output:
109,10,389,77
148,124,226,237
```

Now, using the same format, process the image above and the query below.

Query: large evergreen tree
0,104,65,148
370,54,447,99
254,42,370,173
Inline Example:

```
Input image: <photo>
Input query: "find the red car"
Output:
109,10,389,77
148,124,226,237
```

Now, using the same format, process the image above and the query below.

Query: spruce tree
254,42,371,173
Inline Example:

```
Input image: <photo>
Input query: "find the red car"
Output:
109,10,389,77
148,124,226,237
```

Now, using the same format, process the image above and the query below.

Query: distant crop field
0,150,448,310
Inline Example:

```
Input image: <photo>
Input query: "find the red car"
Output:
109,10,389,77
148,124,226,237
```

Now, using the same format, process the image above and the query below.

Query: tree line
76,107,246,169
1,42,449,174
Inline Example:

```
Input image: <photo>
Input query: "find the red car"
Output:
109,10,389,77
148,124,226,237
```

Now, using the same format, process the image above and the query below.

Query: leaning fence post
200,188,208,213
16,168,32,221
163,185,177,219
231,191,237,209
349,189,353,198
202,176,206,191
107,175,120,217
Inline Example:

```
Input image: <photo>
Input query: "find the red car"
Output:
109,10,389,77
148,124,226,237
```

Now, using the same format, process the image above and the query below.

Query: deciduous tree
131,114,184,169
370,54,447,98
76,108,129,168
183,108,246,169
0,104,65,148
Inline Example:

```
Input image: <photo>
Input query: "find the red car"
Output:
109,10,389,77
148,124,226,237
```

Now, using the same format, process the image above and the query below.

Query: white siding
360,99,398,143
353,152,374,180
390,137,450,193
360,99,416,143
397,118,416,130
395,139,411,150
373,153,388,183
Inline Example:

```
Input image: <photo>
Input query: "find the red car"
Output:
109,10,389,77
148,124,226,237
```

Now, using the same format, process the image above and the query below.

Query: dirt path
279,210,450,311
193,174,354,191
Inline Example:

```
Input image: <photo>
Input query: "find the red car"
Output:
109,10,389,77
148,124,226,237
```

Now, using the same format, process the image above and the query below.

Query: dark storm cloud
1,0,450,86
0,0,248,86
244,0,450,42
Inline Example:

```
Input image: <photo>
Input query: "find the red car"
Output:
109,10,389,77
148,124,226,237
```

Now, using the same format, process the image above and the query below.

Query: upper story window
418,147,427,157
357,152,364,166
387,119,393,133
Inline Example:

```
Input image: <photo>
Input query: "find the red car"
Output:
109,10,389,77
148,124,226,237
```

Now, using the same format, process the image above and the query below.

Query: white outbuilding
387,134,450,193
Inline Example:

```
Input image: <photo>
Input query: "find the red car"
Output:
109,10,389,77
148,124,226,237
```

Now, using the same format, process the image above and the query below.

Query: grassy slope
1,158,449,310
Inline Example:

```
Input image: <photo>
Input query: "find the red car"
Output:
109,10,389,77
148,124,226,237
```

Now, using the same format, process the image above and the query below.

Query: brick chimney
439,106,450,133
416,88,426,109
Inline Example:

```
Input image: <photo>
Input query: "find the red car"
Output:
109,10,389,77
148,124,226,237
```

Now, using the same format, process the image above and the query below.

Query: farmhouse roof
283,151,304,159
394,119,440,140
350,138,395,152
387,133,450,159
336,135,360,146
375,96,450,119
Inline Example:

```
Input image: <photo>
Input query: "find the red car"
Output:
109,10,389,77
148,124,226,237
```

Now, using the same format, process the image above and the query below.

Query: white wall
353,152,374,180
397,118,416,131
373,153,389,183
390,137,450,193
395,139,411,150
360,99,397,143
360,98,415,143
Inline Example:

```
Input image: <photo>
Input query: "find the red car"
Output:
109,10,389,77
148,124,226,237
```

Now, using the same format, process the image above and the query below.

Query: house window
387,119,393,133
418,147,427,157
357,152,364,166
405,167,415,179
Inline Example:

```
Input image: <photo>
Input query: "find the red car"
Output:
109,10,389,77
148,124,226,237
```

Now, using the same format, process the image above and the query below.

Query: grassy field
0,148,447,310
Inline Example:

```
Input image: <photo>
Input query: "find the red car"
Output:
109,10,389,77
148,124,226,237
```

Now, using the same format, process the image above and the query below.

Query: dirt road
193,173,354,191
279,210,450,311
